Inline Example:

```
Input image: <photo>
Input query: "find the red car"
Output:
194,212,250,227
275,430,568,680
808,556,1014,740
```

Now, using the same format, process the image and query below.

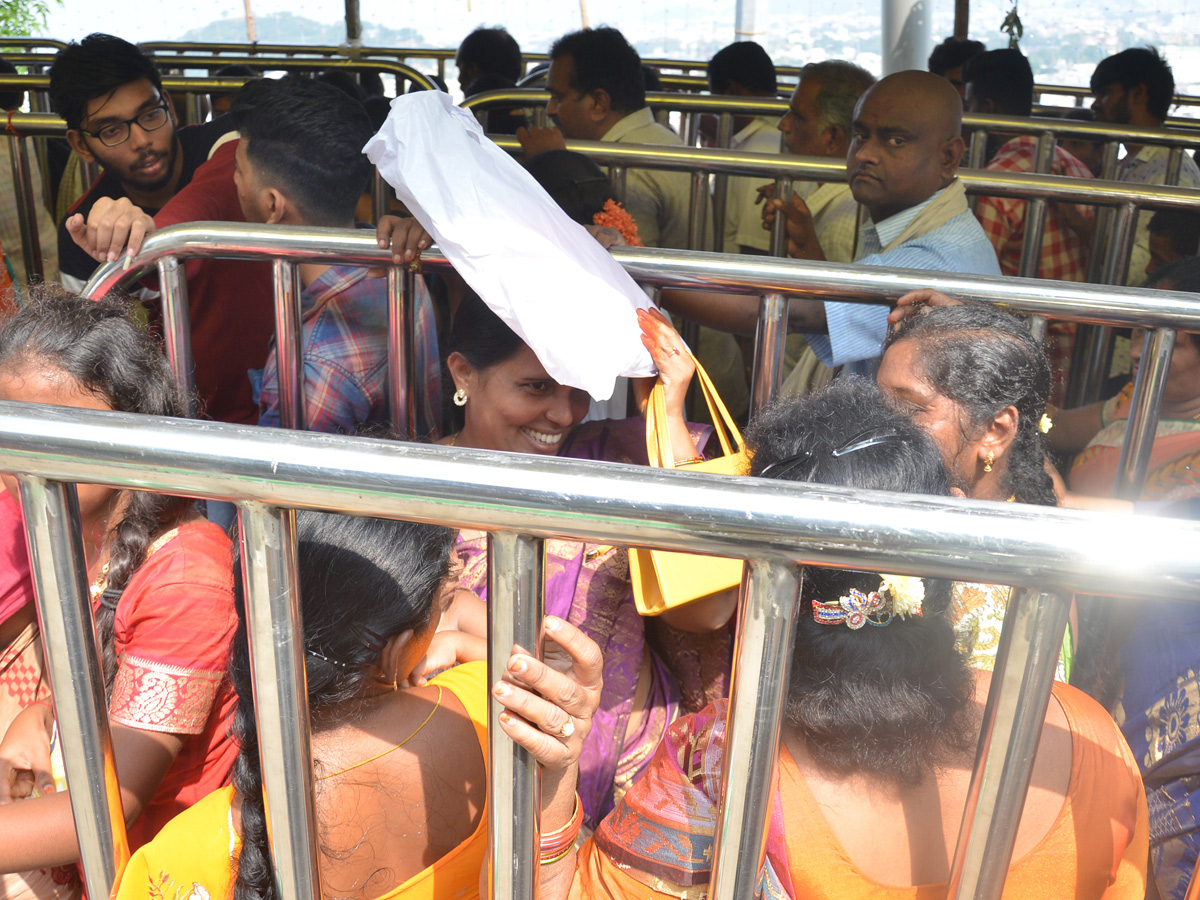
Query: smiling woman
439,291,734,830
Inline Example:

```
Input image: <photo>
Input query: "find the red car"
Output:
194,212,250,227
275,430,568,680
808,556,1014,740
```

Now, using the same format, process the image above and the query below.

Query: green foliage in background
0,0,60,36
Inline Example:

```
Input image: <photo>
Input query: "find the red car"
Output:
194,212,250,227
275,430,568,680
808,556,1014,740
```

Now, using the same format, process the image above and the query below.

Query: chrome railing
79,222,1200,501
1,401,1197,900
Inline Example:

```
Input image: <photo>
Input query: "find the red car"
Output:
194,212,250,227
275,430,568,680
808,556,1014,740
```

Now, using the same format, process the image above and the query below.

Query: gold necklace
315,686,443,782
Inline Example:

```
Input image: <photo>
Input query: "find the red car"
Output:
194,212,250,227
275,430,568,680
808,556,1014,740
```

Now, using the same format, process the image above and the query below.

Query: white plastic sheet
364,91,656,402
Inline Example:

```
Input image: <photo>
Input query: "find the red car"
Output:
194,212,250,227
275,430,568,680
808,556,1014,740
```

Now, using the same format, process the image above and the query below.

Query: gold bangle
674,455,705,466
539,843,575,866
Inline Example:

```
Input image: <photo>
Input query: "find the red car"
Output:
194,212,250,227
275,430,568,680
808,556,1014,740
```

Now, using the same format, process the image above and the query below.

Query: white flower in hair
879,574,924,619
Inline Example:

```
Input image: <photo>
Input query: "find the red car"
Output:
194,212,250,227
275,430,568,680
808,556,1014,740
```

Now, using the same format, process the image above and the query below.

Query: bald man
662,71,1000,373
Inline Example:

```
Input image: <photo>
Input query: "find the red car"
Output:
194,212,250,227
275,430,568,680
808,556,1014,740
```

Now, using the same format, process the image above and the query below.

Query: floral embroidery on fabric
110,655,225,735
148,871,211,900
1145,669,1200,770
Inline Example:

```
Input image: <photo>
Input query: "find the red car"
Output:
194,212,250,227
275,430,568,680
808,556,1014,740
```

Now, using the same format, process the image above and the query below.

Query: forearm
659,289,760,336
0,791,81,871
537,767,581,900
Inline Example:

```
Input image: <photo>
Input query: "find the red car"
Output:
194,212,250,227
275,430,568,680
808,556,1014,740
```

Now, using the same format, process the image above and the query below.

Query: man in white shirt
705,41,783,254
1090,47,1200,286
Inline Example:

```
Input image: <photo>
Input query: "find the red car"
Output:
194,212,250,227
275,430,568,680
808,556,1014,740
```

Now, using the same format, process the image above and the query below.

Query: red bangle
539,792,583,861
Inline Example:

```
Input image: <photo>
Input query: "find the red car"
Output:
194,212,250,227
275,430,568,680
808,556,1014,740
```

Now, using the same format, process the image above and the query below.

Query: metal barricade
79,222,1200,502
0,402,1197,900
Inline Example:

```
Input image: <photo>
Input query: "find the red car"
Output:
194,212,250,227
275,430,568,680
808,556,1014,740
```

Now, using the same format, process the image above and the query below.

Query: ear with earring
453,388,468,407
983,450,995,473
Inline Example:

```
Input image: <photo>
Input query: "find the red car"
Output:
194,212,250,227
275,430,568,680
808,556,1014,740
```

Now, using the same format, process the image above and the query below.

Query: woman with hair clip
0,287,237,897
112,510,603,900
562,378,1147,900
878,299,1078,679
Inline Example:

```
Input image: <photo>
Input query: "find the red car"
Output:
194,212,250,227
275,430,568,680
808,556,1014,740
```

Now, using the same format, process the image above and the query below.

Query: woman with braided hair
562,379,1146,900
0,287,237,891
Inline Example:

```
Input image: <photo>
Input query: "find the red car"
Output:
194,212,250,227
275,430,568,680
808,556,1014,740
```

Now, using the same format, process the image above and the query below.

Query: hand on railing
516,124,567,160
0,701,56,803
65,196,156,267
886,288,963,326
758,187,826,261
583,223,628,250
369,214,431,278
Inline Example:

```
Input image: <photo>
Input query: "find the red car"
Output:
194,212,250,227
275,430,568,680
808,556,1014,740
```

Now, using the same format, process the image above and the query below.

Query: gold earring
453,388,467,407
984,450,995,473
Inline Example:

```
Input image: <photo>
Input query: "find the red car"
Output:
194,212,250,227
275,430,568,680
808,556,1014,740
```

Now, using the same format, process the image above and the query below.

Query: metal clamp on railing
79,221,1200,500
0,404,1197,900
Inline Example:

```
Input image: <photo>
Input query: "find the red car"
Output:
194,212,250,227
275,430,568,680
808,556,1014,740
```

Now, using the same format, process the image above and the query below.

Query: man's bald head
846,70,966,222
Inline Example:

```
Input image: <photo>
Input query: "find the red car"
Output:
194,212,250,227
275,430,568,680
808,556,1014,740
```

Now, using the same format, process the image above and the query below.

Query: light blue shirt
806,187,1001,369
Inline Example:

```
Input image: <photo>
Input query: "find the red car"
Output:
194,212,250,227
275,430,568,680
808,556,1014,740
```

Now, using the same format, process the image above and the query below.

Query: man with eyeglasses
49,33,234,294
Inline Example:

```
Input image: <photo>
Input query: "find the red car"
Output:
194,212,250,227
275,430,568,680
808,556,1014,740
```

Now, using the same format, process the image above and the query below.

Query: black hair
212,64,258,78
1091,46,1175,122
1145,257,1200,353
641,65,662,94
708,41,776,96
464,73,528,134
525,150,615,225
0,56,22,112
0,286,191,694
444,291,524,432
1148,210,1200,260
550,27,645,115
886,302,1057,507
315,69,368,105
49,33,163,131
229,510,454,900
456,26,523,83
962,48,1033,117
927,36,986,76
229,76,374,227
746,378,974,786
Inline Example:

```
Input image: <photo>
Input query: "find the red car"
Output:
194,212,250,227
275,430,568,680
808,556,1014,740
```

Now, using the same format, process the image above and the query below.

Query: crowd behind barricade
0,22,1196,900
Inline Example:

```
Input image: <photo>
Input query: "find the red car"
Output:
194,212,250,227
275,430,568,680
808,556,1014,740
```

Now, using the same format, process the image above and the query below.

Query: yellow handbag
629,356,750,616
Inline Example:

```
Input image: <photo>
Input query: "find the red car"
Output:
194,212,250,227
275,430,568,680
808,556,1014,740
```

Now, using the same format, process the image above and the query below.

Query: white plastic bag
364,91,656,402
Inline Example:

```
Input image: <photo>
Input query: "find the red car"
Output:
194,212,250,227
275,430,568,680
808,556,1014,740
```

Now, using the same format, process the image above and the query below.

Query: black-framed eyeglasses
80,103,171,147
758,425,912,481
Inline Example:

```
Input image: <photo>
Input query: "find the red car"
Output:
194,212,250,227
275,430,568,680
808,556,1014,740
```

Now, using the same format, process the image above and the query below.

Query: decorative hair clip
306,648,350,669
1039,414,1054,434
812,573,924,629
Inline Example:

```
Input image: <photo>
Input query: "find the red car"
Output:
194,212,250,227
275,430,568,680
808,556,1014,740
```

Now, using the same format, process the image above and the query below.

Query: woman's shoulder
114,786,238,900
129,520,234,591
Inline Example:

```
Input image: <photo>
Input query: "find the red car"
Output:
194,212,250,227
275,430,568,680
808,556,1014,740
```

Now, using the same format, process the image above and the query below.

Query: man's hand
65,196,156,265
886,289,963,325
516,125,567,159
582,223,627,250
762,193,826,261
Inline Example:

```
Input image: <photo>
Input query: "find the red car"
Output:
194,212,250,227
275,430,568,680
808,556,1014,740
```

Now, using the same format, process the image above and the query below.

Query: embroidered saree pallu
629,357,750,616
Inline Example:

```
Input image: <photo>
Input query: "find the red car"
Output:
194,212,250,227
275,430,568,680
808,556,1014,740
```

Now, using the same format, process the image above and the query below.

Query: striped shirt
807,186,1001,368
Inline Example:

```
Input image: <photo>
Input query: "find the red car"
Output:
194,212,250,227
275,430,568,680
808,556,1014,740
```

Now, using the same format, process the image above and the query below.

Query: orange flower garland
592,199,644,247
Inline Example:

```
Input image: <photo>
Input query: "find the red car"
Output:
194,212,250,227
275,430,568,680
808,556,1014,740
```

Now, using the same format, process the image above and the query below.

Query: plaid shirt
974,136,1093,282
257,265,440,437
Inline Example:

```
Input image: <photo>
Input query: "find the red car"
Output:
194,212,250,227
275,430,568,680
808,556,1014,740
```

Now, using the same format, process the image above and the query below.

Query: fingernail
107,251,117,262
493,682,510,697
499,711,512,725
510,657,527,675
404,250,413,262
545,616,561,631
378,238,387,248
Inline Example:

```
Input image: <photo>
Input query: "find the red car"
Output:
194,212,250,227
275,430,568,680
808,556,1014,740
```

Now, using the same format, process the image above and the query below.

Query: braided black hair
229,511,454,900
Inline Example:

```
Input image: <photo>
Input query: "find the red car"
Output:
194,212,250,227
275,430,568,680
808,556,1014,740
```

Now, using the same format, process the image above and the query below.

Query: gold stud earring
453,388,467,407
984,450,995,473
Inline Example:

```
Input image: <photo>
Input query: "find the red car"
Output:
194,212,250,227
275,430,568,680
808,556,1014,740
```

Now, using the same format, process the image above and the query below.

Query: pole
881,0,931,75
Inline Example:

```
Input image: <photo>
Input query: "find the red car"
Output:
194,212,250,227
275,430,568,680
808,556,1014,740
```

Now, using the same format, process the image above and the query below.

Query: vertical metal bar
1113,327,1175,501
1016,131,1055,280
402,266,419,439
708,560,803,900
750,293,788,415
187,91,204,126
769,177,792,258
16,476,129,900
81,158,101,192
1027,315,1048,344
687,170,708,252
608,166,627,205
1166,146,1184,186
1063,324,1112,409
1103,201,1138,288
156,256,197,416
946,588,1070,900
272,260,305,430
386,266,417,438
487,532,544,900
968,127,989,169
28,88,53,211
1085,141,1120,285
10,133,43,283
711,112,734,251
371,170,390,223
235,502,322,900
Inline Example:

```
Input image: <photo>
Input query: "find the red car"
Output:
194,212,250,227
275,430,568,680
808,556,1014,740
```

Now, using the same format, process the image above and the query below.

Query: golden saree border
109,654,224,735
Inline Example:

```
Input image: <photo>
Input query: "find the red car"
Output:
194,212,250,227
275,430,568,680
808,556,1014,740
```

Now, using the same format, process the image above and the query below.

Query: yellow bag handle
645,354,744,469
